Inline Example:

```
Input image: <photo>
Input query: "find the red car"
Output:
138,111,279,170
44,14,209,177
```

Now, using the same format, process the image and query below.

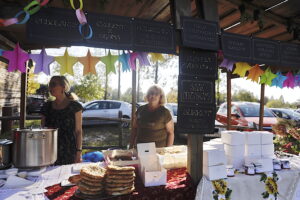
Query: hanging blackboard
252,37,280,66
221,32,252,63
178,78,215,105
177,104,216,134
27,7,80,46
280,42,300,68
179,47,217,79
132,18,176,54
181,17,219,51
27,7,176,53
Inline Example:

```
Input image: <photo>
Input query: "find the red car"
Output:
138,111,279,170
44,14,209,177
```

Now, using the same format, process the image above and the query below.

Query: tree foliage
232,89,259,102
27,67,40,95
166,88,178,103
73,74,104,102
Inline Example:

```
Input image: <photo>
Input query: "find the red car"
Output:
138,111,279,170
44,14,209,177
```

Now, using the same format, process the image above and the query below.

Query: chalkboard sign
179,47,217,79
27,7,80,45
221,32,252,63
177,104,216,134
85,13,132,49
280,42,300,68
132,18,175,54
252,37,280,66
27,7,175,53
181,17,219,51
178,78,215,104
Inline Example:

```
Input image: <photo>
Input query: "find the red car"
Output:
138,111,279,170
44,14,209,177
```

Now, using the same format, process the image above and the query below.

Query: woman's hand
75,151,82,163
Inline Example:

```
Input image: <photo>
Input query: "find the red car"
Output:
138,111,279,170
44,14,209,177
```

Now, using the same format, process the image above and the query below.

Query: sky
34,46,300,103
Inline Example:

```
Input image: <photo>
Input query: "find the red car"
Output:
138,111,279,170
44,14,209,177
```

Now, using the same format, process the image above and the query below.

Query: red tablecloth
45,168,196,200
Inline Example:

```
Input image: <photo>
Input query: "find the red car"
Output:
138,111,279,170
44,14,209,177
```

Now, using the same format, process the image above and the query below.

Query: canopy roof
0,0,299,50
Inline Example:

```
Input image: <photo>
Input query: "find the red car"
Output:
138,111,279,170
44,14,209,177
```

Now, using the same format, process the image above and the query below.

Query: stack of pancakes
77,164,106,196
105,165,135,196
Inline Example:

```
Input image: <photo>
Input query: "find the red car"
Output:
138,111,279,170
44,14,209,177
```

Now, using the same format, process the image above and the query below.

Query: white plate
61,179,75,187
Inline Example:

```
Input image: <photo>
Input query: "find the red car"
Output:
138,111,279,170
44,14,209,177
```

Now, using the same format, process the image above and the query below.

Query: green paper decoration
260,67,277,86
100,50,118,74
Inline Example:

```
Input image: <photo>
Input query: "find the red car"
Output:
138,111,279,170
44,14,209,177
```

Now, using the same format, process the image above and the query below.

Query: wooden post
131,61,137,129
259,84,265,131
1,105,13,134
154,61,158,84
118,111,123,147
226,71,232,130
118,50,121,100
20,72,27,129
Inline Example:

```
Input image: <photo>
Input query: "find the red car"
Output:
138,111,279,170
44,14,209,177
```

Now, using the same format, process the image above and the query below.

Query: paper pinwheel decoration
246,64,264,83
220,58,235,71
29,48,54,75
149,53,165,63
129,52,150,70
118,52,130,72
55,49,78,75
283,71,295,88
78,50,99,75
260,67,277,86
233,62,251,77
271,72,287,88
2,43,29,73
101,50,118,74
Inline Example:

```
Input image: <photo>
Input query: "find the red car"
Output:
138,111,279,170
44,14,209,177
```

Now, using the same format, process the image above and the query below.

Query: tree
27,67,40,95
73,74,104,102
266,100,286,108
166,88,178,103
232,89,259,102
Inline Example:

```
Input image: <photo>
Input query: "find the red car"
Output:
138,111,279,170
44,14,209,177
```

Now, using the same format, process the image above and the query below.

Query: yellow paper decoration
246,64,264,83
233,62,251,77
149,53,165,62
100,50,118,74
78,50,99,75
55,49,78,75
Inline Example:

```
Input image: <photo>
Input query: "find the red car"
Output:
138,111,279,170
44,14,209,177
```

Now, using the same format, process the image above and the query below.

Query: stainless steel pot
13,128,58,168
0,139,13,169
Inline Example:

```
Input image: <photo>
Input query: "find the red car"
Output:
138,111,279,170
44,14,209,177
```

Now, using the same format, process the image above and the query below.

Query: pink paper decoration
2,43,29,73
283,72,295,88
129,52,150,70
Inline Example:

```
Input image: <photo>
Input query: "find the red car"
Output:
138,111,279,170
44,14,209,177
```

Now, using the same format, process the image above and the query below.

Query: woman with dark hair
41,76,83,165
130,85,174,148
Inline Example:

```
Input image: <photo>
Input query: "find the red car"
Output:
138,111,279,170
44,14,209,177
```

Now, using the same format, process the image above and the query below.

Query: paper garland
260,67,277,86
118,52,130,72
271,72,287,88
55,49,78,75
246,64,264,83
29,48,54,75
220,58,235,72
129,52,150,70
283,71,295,88
100,50,118,74
2,43,29,73
233,62,251,77
149,53,165,63
78,50,99,75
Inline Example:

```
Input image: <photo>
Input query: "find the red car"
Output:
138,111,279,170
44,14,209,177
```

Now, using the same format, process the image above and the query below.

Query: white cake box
156,145,187,169
137,143,167,187
203,146,226,166
221,131,245,145
203,164,227,181
210,138,222,143
224,144,245,158
259,131,274,144
226,155,244,169
245,131,261,144
261,144,275,158
245,144,262,157
204,140,224,151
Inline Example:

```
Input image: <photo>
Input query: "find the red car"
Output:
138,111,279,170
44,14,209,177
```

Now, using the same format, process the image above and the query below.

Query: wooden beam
259,84,265,131
0,34,15,49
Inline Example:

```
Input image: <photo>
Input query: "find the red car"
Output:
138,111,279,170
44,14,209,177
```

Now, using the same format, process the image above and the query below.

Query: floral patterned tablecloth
45,167,196,200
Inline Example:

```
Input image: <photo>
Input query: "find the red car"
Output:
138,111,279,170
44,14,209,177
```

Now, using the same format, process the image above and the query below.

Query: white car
165,103,178,124
82,100,132,127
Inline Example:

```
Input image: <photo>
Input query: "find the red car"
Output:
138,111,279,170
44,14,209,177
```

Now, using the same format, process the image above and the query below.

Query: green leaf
260,173,267,182
262,192,269,198
225,189,232,199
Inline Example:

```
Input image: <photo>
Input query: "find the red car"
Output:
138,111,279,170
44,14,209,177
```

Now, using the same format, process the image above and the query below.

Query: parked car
270,108,300,124
165,103,178,124
26,96,46,114
82,100,132,127
216,102,278,131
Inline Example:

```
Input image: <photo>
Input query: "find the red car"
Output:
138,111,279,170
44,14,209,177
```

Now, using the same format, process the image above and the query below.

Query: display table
45,167,196,200
195,156,300,200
